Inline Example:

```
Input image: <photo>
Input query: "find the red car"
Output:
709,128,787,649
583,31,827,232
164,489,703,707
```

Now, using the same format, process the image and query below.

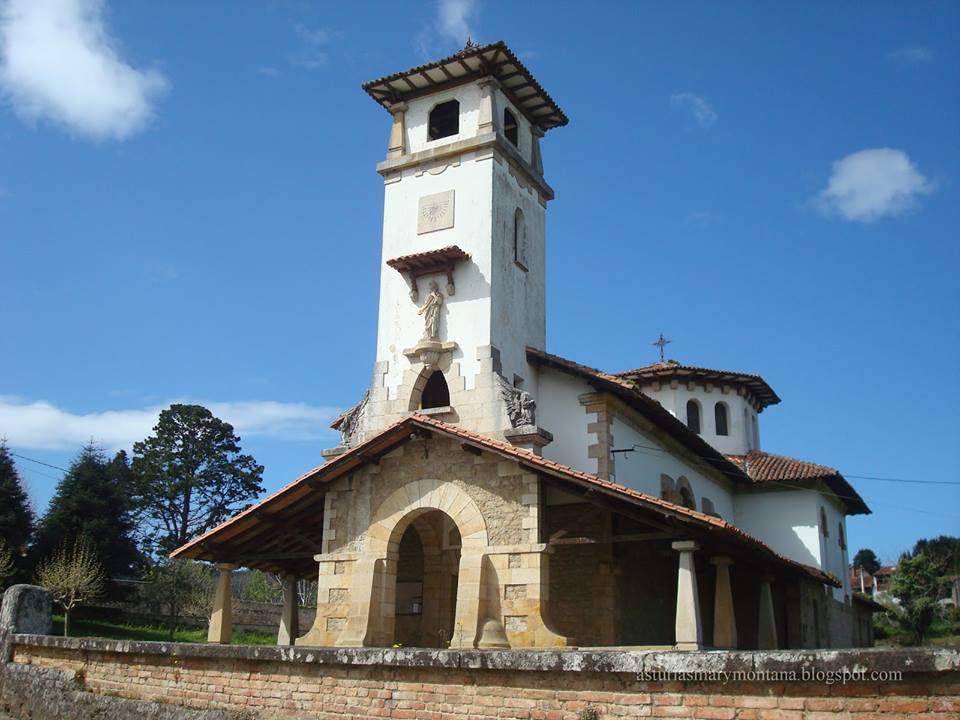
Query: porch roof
170,414,838,587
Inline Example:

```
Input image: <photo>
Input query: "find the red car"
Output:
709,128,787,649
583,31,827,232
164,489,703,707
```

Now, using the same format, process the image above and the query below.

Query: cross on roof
652,333,671,363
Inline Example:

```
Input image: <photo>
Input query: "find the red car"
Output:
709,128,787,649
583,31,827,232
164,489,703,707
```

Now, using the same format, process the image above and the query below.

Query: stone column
710,556,737,649
672,541,702,650
531,126,545,175
448,549,484,649
386,102,408,159
207,563,237,644
277,574,300,646
476,76,499,134
758,575,778,649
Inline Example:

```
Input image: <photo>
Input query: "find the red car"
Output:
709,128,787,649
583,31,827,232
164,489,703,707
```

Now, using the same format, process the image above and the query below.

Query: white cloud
417,0,478,57
816,148,935,223
0,396,342,451
888,46,933,65
670,92,717,129
0,0,168,141
288,23,332,70
437,0,476,45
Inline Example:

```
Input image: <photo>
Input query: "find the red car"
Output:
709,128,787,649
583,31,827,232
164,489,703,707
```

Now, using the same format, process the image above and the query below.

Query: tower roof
617,361,781,411
362,40,569,133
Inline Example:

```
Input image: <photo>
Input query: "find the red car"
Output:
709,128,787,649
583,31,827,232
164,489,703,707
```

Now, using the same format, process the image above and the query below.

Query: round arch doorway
393,510,462,648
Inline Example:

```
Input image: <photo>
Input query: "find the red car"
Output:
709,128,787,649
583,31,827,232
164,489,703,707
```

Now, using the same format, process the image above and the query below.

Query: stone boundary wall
1,631,958,719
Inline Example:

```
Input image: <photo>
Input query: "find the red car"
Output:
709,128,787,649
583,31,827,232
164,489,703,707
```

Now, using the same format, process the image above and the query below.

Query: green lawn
51,615,276,645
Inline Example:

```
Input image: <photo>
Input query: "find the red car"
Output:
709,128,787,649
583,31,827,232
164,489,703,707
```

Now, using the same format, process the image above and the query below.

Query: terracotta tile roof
526,347,752,486
171,414,838,587
385,245,471,275
616,361,780,410
362,40,568,132
725,450,870,515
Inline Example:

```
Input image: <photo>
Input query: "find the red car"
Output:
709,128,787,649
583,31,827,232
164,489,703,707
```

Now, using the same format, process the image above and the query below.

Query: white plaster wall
819,498,852,602
377,154,493,394
733,490,822,569
642,385,760,456
536,368,594,475
489,158,546,386
609,416,735,519
404,84,482,154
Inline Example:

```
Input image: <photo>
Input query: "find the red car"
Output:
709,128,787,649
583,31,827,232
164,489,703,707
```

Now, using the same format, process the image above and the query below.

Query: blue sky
1,0,957,563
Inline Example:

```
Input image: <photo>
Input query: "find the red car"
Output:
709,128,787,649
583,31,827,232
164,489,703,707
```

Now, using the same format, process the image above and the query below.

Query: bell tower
328,42,568,453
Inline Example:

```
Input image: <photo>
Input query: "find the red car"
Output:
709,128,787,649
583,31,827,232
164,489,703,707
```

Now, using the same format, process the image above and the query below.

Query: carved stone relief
417,190,455,234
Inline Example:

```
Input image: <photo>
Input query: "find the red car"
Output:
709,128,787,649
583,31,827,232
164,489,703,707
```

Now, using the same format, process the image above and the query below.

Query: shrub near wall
1,632,959,720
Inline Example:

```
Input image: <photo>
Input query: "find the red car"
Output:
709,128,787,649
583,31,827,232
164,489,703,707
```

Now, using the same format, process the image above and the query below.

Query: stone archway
335,479,490,648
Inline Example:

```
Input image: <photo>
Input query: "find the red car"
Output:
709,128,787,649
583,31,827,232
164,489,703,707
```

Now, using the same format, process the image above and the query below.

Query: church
171,41,876,651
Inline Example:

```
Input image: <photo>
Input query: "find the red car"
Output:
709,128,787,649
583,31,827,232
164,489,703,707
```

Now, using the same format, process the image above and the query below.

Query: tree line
0,404,266,634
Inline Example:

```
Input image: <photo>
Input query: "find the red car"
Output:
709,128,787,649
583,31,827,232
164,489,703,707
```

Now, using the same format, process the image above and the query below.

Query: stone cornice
7,634,959,676
376,131,555,202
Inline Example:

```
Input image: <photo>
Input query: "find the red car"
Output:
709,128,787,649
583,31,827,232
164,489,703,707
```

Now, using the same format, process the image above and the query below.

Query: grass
51,615,276,645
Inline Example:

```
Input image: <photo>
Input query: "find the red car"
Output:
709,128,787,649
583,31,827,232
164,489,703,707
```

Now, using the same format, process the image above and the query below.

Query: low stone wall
1,630,958,719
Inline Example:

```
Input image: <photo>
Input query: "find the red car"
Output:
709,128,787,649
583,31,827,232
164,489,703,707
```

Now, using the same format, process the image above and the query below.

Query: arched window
677,476,696,510
701,497,717,517
513,207,528,270
503,107,518,146
686,399,701,434
820,507,829,537
420,371,450,409
428,100,459,141
838,522,846,550
660,473,677,503
714,402,729,436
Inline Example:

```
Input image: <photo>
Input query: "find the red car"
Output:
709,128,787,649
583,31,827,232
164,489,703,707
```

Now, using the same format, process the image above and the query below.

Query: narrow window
751,415,759,448
428,100,459,141
743,407,750,449
714,402,729,436
513,207,528,270
838,522,846,550
420,371,450,409
701,497,717,517
660,474,677,503
677,477,696,510
503,108,518,146
686,399,701,434
820,507,829,537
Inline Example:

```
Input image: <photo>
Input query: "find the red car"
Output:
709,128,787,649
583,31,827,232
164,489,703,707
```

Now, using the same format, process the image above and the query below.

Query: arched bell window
420,371,450,409
428,100,459,141
513,207,528,271
503,107,518,146
686,399,701,434
714,402,729,436
677,476,696,510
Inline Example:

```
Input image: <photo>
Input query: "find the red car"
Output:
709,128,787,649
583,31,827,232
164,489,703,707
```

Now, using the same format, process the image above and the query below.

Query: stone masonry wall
2,634,958,720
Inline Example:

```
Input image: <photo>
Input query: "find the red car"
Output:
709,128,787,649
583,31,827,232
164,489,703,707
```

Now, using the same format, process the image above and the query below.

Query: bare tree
0,540,14,587
140,559,213,638
36,537,105,636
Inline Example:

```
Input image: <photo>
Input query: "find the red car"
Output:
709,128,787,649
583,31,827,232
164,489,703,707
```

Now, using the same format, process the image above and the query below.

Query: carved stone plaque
417,190,455,234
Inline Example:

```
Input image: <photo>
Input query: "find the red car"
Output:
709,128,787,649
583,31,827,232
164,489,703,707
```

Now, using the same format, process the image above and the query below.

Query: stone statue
501,381,536,428
418,280,444,340
338,391,369,447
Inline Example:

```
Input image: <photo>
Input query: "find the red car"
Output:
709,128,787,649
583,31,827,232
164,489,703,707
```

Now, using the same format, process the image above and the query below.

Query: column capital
709,555,734,567
477,75,500,90
387,101,408,115
672,540,699,553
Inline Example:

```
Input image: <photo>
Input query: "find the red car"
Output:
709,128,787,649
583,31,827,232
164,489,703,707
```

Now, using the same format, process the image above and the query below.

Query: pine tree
0,442,35,582
33,444,142,586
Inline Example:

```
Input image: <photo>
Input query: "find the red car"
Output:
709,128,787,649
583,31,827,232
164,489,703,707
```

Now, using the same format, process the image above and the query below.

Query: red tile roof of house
171,414,838,587
616,360,781,410
526,347,753,487
725,450,870,515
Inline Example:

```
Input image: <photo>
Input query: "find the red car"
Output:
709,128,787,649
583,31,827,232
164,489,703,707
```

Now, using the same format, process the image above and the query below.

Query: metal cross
652,333,671,363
